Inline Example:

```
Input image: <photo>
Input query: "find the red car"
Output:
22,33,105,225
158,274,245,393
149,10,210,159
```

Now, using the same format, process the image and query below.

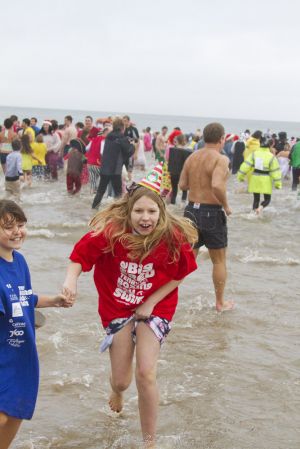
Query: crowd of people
0,114,299,206
0,114,300,448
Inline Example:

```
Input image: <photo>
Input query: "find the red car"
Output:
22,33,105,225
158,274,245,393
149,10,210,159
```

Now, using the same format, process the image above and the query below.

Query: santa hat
138,162,163,194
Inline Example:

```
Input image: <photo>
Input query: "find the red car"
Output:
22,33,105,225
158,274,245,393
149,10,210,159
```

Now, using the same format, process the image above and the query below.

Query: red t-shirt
70,231,197,327
86,135,104,166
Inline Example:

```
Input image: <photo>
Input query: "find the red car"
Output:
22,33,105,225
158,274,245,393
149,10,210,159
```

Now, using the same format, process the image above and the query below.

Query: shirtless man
179,122,234,312
59,115,77,157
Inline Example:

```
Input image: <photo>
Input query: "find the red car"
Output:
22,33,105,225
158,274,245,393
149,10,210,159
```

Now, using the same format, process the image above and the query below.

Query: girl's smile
130,195,160,235
0,221,27,259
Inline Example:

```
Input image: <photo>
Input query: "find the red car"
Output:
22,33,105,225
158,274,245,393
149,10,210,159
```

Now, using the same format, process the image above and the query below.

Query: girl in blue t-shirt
0,200,74,449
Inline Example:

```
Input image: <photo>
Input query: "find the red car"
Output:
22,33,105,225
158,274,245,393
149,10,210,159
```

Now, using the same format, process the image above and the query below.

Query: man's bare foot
255,206,263,215
109,391,124,413
216,300,234,312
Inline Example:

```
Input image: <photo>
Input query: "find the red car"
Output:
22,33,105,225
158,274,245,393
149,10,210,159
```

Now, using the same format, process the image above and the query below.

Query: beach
0,146,298,448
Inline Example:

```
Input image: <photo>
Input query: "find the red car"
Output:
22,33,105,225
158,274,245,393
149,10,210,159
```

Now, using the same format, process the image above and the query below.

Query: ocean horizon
1,104,300,137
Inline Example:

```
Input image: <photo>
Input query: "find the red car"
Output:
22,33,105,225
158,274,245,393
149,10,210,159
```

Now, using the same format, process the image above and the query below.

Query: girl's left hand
53,294,75,308
134,302,154,320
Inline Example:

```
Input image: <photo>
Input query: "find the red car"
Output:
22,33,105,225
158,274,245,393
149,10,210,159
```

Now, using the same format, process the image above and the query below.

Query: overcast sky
1,0,300,122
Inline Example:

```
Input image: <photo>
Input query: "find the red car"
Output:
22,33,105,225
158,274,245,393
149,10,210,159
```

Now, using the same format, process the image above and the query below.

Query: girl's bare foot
144,436,156,448
108,391,124,413
216,300,234,312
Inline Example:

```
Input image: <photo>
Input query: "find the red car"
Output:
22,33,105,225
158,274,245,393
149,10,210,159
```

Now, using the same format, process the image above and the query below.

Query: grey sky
1,0,299,121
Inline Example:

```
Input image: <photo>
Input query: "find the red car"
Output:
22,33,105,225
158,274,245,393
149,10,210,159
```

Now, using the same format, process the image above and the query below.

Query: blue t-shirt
0,251,39,420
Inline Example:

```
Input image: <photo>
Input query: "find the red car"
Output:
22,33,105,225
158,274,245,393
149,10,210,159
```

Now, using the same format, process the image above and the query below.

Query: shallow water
1,161,299,449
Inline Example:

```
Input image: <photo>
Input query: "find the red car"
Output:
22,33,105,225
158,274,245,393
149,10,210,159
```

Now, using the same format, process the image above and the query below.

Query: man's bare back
179,147,231,215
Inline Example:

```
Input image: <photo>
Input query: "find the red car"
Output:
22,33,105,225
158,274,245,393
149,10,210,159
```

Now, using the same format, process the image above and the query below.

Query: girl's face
0,219,27,256
130,195,160,235
43,123,49,133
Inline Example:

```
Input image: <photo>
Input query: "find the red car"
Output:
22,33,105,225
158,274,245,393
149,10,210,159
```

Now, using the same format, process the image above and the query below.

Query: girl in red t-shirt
62,175,197,447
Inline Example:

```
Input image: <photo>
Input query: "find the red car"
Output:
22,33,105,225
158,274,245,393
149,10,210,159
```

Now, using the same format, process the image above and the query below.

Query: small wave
52,373,94,390
48,331,64,349
16,437,51,449
22,192,64,205
27,229,70,239
240,251,299,265
62,221,87,228
30,221,86,229
27,229,55,238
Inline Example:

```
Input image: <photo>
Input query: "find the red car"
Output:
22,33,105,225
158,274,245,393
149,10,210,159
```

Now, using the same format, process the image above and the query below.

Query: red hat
138,163,163,194
226,133,235,141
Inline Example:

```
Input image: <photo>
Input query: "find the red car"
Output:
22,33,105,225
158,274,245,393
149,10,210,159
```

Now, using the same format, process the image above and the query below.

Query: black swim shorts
184,203,228,249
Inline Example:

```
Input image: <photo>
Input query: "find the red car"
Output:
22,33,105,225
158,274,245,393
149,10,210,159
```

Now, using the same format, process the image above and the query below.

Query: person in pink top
144,127,152,152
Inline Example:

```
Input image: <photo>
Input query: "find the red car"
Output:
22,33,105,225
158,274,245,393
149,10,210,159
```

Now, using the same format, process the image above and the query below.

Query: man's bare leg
0,413,22,449
208,248,234,311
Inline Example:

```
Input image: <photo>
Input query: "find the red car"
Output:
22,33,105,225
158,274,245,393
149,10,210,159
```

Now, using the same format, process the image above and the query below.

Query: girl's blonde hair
89,186,197,262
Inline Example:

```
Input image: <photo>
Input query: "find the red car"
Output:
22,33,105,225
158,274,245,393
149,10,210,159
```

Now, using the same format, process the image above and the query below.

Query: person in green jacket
289,140,300,190
237,139,282,214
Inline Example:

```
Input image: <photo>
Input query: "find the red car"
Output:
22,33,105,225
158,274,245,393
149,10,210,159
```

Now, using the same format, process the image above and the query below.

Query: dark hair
4,118,13,129
162,126,168,131
0,200,27,225
252,130,263,140
203,122,225,144
11,139,21,151
146,126,151,132
51,120,58,131
260,137,272,148
65,115,73,122
31,117,37,123
113,117,125,132
22,118,30,127
174,127,181,131
85,115,93,122
278,131,287,141
10,115,18,122
21,134,32,154
40,123,53,135
75,122,84,129
123,115,130,121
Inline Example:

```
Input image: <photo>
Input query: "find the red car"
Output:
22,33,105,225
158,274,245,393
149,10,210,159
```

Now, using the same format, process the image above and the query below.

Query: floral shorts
99,315,171,352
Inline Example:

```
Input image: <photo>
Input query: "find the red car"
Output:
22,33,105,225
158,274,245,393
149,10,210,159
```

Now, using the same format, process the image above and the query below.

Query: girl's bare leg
108,322,135,412
135,323,160,447
0,412,22,449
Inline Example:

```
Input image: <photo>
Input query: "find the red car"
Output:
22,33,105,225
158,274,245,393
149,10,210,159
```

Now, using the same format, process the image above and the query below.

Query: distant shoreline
1,105,299,135
1,104,299,125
